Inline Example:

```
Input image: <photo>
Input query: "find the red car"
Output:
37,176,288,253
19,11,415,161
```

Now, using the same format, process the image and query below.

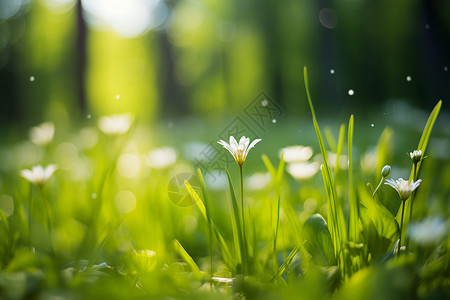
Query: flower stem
372,176,385,197
398,200,406,257
239,164,248,273
39,186,54,254
406,163,418,251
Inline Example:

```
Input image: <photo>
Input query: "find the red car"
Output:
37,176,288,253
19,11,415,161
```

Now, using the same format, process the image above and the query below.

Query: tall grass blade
334,124,346,178
271,242,303,282
173,239,201,276
261,154,277,179
396,100,442,224
303,67,347,261
272,196,281,269
324,127,338,152
226,168,248,274
348,115,360,242
185,178,233,269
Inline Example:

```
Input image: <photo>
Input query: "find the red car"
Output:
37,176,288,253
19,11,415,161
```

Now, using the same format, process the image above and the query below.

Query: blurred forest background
0,0,449,134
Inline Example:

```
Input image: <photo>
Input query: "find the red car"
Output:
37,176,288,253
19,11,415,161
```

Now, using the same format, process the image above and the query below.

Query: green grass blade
375,127,394,180
173,239,201,276
348,115,360,242
324,127,337,152
303,67,329,166
303,67,347,260
275,155,286,185
185,177,234,269
271,242,303,282
262,154,277,179
396,100,442,223
272,196,281,270
185,180,206,219
334,124,346,178
226,168,248,274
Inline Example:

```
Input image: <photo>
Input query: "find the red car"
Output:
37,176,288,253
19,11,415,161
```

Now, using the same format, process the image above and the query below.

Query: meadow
0,69,448,300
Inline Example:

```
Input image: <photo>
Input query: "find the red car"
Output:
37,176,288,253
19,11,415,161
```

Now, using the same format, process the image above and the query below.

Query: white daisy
29,122,55,146
20,164,57,187
98,113,133,135
384,178,422,201
217,136,261,166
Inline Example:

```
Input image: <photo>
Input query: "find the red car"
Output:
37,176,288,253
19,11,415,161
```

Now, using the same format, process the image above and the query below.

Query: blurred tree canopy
0,0,449,132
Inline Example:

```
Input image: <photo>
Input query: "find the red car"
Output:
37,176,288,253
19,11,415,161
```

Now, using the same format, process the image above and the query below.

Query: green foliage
303,67,347,269
302,214,336,266
0,73,446,299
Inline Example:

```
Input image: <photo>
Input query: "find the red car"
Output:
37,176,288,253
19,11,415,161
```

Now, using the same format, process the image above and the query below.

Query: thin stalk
398,200,406,257
406,163,418,251
39,186,54,254
272,197,281,270
372,177,385,197
239,164,248,273
226,169,247,274
28,183,34,246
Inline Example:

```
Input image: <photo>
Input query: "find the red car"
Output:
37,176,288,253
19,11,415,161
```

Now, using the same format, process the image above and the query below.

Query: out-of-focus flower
217,136,261,166
409,149,423,164
245,172,272,191
360,148,377,174
147,147,176,169
287,162,320,180
384,178,422,201
279,145,313,163
29,122,55,146
98,113,133,135
20,164,57,187
408,217,448,245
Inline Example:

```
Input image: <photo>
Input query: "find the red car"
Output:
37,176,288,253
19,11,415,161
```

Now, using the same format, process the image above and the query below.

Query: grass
0,71,448,299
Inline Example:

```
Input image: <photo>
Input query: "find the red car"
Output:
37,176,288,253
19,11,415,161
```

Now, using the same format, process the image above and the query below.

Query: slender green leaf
396,101,442,224
324,127,337,152
334,124,346,178
173,239,201,276
348,115,360,242
261,154,277,179
272,196,281,270
275,155,285,185
304,67,347,260
271,242,303,282
185,178,233,268
375,127,394,181
226,168,248,273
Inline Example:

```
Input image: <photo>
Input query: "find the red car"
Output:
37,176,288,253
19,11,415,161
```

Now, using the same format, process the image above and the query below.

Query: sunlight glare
81,0,167,38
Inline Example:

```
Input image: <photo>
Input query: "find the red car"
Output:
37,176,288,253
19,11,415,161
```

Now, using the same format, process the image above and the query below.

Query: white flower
245,172,272,191
29,122,55,146
384,178,422,201
286,162,320,180
217,136,261,166
20,164,57,187
408,217,448,245
98,113,133,135
409,149,423,164
147,147,176,169
279,145,313,163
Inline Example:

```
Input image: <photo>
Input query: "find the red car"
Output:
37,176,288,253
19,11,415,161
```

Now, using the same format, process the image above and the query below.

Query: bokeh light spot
319,8,338,29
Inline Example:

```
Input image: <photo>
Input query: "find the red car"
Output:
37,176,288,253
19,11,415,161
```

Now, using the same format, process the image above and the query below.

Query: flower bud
409,150,422,164
381,165,391,177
